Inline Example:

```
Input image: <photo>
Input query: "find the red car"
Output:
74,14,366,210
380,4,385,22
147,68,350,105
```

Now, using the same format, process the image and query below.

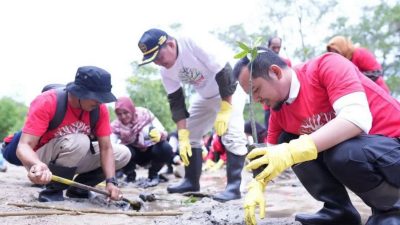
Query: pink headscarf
111,97,153,146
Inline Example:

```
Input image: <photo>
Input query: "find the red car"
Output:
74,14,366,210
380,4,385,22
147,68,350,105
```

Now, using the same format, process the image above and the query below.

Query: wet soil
0,163,370,225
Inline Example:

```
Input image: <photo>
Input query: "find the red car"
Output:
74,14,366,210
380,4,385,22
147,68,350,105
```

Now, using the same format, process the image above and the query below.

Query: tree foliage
125,62,175,132
215,0,337,61
215,0,399,96
0,97,27,140
212,24,270,51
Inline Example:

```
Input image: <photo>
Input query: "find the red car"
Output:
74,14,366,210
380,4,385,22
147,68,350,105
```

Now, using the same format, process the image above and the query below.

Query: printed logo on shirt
53,121,91,138
178,67,206,87
300,111,335,134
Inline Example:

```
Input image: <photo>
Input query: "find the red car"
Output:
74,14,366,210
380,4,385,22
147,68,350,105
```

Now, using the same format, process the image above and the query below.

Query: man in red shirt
263,37,292,132
327,35,390,93
16,66,131,202
234,48,400,225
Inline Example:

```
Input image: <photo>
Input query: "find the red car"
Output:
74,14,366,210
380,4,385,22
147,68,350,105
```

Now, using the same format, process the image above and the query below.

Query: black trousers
122,140,173,176
324,134,400,193
279,132,400,193
129,140,173,166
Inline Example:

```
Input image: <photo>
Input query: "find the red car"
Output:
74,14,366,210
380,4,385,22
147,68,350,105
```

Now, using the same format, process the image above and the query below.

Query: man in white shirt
138,28,248,202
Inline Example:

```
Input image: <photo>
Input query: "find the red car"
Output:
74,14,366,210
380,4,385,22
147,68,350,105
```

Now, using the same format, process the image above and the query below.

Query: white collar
286,69,300,104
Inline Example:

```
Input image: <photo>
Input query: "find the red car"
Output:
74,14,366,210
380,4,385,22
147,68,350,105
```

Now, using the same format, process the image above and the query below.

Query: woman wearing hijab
111,97,173,188
327,35,390,93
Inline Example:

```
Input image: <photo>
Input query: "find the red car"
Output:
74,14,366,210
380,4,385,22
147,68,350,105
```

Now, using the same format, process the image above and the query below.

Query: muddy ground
0,163,371,225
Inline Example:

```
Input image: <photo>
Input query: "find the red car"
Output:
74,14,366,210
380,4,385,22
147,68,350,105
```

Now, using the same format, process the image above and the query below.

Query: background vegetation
1,0,398,139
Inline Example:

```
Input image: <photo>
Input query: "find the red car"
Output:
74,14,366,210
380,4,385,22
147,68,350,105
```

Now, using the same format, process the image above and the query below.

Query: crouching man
16,66,131,202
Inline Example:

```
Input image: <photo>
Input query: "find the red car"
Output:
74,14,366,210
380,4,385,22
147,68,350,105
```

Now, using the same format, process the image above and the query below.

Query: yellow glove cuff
247,179,266,192
288,134,318,163
220,100,232,111
178,129,190,141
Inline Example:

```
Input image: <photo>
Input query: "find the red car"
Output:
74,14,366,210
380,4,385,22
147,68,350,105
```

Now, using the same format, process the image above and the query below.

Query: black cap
66,66,117,103
138,28,168,66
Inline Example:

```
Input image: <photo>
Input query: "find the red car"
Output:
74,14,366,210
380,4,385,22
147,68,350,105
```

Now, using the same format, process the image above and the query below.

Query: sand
0,162,371,225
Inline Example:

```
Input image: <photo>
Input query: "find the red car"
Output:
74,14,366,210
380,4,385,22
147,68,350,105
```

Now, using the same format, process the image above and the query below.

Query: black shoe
66,188,90,199
38,189,64,202
125,172,136,183
38,163,76,202
66,168,104,199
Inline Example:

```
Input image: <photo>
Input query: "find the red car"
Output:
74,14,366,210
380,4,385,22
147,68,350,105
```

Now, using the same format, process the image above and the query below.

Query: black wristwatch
105,177,118,186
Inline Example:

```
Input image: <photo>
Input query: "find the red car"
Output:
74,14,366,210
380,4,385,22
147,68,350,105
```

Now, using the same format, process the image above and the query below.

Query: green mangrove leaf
234,50,249,59
237,41,251,51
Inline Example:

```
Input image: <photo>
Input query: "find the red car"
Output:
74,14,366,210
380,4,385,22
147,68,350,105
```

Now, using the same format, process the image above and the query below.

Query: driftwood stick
0,210,80,217
8,202,183,216
8,202,81,212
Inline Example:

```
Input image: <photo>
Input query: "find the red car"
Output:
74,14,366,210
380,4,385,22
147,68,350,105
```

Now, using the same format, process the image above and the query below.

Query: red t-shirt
352,47,381,71
205,134,227,162
352,47,390,93
22,90,112,150
267,53,400,144
373,75,390,93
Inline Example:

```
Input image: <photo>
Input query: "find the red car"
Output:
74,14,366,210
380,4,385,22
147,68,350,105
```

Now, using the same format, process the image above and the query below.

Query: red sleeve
22,91,57,136
205,148,215,161
220,149,227,162
94,104,112,137
266,111,282,144
317,53,365,104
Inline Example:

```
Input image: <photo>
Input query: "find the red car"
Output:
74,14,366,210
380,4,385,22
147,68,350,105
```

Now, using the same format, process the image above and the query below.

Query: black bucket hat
66,66,117,103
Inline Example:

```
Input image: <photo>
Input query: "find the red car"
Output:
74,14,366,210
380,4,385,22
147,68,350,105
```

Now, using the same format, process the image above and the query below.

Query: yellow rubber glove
244,179,266,225
246,135,318,182
178,129,192,166
149,128,161,143
210,159,225,171
214,100,232,136
203,159,215,171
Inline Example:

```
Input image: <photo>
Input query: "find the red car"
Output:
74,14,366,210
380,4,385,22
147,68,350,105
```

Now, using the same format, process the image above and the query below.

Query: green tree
0,97,27,140
215,0,337,61
126,62,175,132
212,24,271,51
